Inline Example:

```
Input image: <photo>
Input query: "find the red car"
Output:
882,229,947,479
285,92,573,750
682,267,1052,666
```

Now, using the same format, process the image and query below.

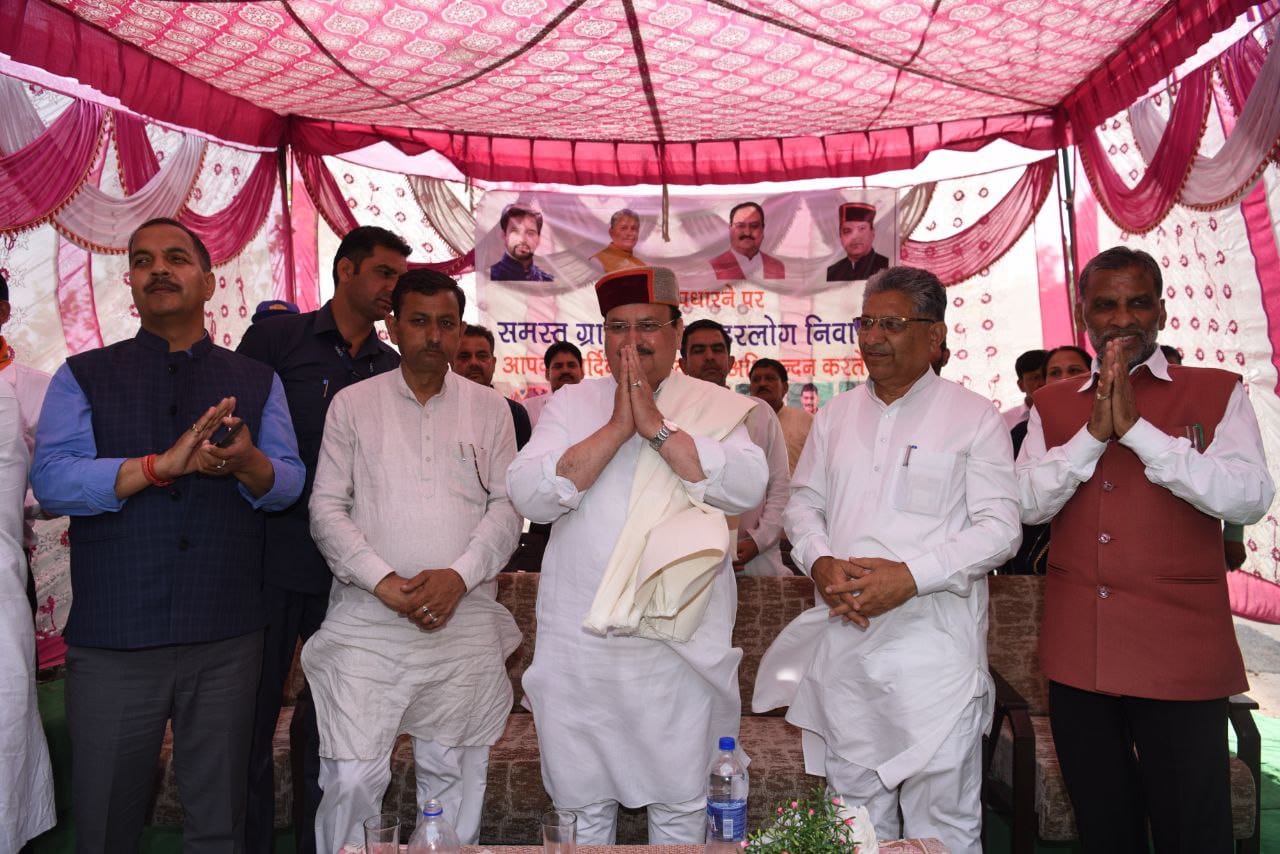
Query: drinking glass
541,808,577,854
363,813,400,853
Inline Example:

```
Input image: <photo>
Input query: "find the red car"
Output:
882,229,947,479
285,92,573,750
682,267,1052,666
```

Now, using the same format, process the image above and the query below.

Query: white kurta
738,400,790,577
0,358,51,548
0,385,55,848
775,404,812,475
755,370,1021,789
507,376,767,808
1017,347,1274,526
305,369,522,760
522,391,549,429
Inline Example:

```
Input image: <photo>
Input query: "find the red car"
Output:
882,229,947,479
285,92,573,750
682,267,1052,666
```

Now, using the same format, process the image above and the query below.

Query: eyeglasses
602,318,679,335
852,315,937,335
457,443,490,495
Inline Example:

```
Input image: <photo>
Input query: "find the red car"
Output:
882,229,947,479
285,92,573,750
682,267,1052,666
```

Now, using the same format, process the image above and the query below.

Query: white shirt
522,391,550,429
731,248,763,280
0,359,51,547
506,375,767,807
1017,348,1274,526
738,399,790,577
1001,402,1029,430
756,369,1021,788
0,386,55,848
304,369,522,760
776,404,813,475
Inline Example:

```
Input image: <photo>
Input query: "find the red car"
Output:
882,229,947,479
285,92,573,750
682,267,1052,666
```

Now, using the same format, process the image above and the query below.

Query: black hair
390,268,465,318
1078,246,1162,301
544,341,583,371
749,358,788,384
681,318,731,358
128,217,213,272
333,226,411,289
728,201,764,229
463,324,495,351
1014,349,1049,377
499,204,544,234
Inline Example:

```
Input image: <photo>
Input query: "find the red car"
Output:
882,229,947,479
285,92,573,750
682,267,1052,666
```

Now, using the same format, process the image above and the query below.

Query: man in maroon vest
1018,246,1273,852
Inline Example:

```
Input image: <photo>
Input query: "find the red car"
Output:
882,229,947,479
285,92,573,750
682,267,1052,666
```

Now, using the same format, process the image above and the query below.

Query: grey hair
863,266,946,322
609,208,640,229
1077,246,1162,302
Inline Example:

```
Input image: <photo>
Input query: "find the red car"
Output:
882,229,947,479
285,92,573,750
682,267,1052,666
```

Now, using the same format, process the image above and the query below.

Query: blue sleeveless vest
65,329,274,649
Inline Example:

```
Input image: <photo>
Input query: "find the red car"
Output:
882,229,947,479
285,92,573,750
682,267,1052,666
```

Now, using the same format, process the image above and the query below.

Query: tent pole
1056,146,1080,344
277,144,297,304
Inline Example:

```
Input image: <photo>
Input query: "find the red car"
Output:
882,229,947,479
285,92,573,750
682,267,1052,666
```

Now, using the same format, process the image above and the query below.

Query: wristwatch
649,419,680,451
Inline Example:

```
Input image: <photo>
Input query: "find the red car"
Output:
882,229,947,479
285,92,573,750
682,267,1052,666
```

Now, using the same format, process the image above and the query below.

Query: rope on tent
620,0,671,241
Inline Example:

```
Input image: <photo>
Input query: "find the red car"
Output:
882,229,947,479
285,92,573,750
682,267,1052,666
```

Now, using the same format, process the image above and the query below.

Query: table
344,841,948,852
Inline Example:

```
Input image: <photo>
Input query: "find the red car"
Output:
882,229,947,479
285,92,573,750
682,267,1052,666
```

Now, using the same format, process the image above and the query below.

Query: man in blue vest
32,218,304,853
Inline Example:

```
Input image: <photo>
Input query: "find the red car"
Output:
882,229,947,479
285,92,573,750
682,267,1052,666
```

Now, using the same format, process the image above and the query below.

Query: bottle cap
423,798,444,817
719,736,736,751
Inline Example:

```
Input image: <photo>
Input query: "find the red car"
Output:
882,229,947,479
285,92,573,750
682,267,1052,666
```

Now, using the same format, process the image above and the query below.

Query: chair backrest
986,574,1050,715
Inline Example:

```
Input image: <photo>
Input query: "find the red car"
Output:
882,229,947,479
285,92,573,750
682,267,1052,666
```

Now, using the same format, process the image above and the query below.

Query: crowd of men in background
0,220,1272,854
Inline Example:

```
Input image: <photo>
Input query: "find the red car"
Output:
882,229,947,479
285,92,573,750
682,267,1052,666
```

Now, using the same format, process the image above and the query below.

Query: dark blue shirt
237,302,401,594
31,328,304,648
489,253,554,282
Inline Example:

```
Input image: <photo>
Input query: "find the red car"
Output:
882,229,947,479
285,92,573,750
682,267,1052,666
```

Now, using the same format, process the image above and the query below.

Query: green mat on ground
1252,712,1280,849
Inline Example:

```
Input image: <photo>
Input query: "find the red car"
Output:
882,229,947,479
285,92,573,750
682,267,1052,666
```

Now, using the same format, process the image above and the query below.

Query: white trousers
824,695,985,854
316,738,490,854
565,793,706,845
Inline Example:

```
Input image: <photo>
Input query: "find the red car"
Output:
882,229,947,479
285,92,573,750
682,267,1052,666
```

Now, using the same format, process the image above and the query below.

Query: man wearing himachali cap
826,202,890,282
507,266,768,843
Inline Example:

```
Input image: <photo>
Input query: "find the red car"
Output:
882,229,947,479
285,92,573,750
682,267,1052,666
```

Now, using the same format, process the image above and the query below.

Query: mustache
634,346,655,357
144,277,178,292
1099,329,1147,345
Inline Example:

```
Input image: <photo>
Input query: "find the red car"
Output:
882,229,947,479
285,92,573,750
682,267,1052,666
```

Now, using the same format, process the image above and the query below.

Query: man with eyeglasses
754,267,1020,852
304,269,521,853
508,266,768,844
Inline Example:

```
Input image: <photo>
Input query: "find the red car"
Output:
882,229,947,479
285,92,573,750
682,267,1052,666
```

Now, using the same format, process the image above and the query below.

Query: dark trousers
66,631,263,854
1048,681,1233,854
245,585,327,854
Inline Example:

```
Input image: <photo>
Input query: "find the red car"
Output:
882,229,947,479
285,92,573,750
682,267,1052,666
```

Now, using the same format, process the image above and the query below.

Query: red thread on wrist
142,454,174,488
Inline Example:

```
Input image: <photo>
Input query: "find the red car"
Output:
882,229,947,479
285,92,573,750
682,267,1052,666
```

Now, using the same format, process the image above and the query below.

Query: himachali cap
595,266,680,317
840,202,877,224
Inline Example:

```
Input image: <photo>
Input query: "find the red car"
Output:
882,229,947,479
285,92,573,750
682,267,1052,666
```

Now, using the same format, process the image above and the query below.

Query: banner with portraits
475,187,901,409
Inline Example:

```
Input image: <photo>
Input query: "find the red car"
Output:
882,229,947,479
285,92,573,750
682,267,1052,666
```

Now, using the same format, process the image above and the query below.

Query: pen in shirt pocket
322,378,330,399
902,444,918,467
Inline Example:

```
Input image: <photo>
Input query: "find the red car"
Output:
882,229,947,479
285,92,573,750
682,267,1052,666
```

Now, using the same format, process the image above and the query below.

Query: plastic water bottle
706,735,748,852
406,799,461,853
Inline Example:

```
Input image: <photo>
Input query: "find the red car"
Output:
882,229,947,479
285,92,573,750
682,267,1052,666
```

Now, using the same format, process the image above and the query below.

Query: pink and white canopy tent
2,0,1280,642
0,0,1265,183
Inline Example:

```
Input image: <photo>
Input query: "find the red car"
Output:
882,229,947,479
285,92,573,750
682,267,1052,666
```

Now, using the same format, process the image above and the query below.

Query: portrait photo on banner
474,187,900,409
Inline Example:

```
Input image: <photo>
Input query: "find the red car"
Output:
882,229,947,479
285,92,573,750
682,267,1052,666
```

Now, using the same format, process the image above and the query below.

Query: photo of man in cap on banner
826,202,890,282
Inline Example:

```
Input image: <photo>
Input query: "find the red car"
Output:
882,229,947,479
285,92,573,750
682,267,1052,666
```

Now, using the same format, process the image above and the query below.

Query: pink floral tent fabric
0,0,1259,183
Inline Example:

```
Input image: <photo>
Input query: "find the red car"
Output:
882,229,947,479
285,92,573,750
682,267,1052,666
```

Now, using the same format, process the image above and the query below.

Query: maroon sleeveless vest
1035,364,1246,700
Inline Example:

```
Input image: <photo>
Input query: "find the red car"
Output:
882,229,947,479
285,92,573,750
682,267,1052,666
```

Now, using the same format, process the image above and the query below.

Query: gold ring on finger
191,422,202,433
1096,393,1110,401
